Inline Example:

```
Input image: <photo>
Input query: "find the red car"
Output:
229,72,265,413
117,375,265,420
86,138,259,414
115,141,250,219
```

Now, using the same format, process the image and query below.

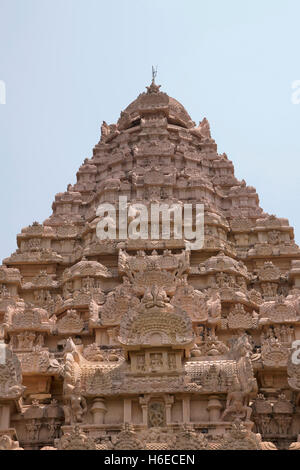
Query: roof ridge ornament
146,65,161,94
152,65,158,82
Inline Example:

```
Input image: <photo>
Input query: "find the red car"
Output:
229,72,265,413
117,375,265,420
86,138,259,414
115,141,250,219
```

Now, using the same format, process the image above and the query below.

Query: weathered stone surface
1,79,300,450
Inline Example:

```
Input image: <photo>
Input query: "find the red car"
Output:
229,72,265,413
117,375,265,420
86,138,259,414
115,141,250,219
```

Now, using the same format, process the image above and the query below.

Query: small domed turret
118,80,195,130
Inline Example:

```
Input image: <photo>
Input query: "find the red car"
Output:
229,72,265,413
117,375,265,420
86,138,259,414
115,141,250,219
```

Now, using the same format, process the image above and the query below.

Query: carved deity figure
136,355,145,371
207,291,221,335
150,353,163,371
63,393,87,425
26,420,41,442
276,415,292,436
230,333,253,360
0,284,8,296
47,420,61,440
142,285,169,308
222,379,252,422
148,402,165,427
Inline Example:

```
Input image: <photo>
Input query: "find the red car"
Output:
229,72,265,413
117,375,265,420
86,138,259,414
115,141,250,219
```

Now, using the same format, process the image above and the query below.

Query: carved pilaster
164,394,174,425
123,398,132,423
182,396,190,423
91,398,107,424
207,395,222,422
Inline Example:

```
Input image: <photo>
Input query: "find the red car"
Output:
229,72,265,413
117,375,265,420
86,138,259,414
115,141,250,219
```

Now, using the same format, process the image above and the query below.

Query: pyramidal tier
1,80,300,450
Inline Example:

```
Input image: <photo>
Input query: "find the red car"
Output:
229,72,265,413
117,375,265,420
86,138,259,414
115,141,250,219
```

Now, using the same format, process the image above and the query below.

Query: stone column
139,397,149,426
207,395,222,422
175,353,182,370
107,328,116,346
123,398,132,423
95,330,103,346
0,404,10,430
182,396,190,423
162,351,168,371
91,398,107,424
164,395,174,425
145,352,151,371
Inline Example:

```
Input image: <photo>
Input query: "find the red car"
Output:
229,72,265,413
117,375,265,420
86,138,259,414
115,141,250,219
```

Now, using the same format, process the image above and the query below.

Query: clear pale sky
0,0,300,261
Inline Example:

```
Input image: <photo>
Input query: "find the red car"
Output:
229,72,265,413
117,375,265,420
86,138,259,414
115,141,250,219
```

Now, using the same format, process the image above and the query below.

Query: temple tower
1,80,300,450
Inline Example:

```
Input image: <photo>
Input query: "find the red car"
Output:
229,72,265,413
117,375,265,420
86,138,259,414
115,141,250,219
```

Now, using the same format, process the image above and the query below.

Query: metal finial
152,65,158,83
146,66,161,94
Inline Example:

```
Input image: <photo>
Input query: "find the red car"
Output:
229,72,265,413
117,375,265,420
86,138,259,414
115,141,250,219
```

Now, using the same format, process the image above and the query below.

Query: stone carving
0,341,24,398
289,442,300,450
57,310,84,335
259,296,298,323
206,291,222,334
18,348,61,375
45,400,64,440
171,280,208,321
253,394,272,414
192,332,229,357
55,426,96,450
93,280,138,326
172,425,208,450
85,368,112,395
258,262,281,282
119,290,193,347
273,394,293,414
15,331,37,350
261,325,295,345
62,339,87,424
227,304,256,330
185,358,254,394
288,344,300,391
214,420,265,450
113,423,143,450
82,343,105,362
0,435,23,450
6,306,54,333
148,402,165,427
221,377,253,422
140,427,174,450
118,249,190,295
261,338,289,367
0,80,300,450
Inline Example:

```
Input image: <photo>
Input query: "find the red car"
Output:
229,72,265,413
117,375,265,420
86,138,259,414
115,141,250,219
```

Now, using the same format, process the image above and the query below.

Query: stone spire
0,82,300,450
